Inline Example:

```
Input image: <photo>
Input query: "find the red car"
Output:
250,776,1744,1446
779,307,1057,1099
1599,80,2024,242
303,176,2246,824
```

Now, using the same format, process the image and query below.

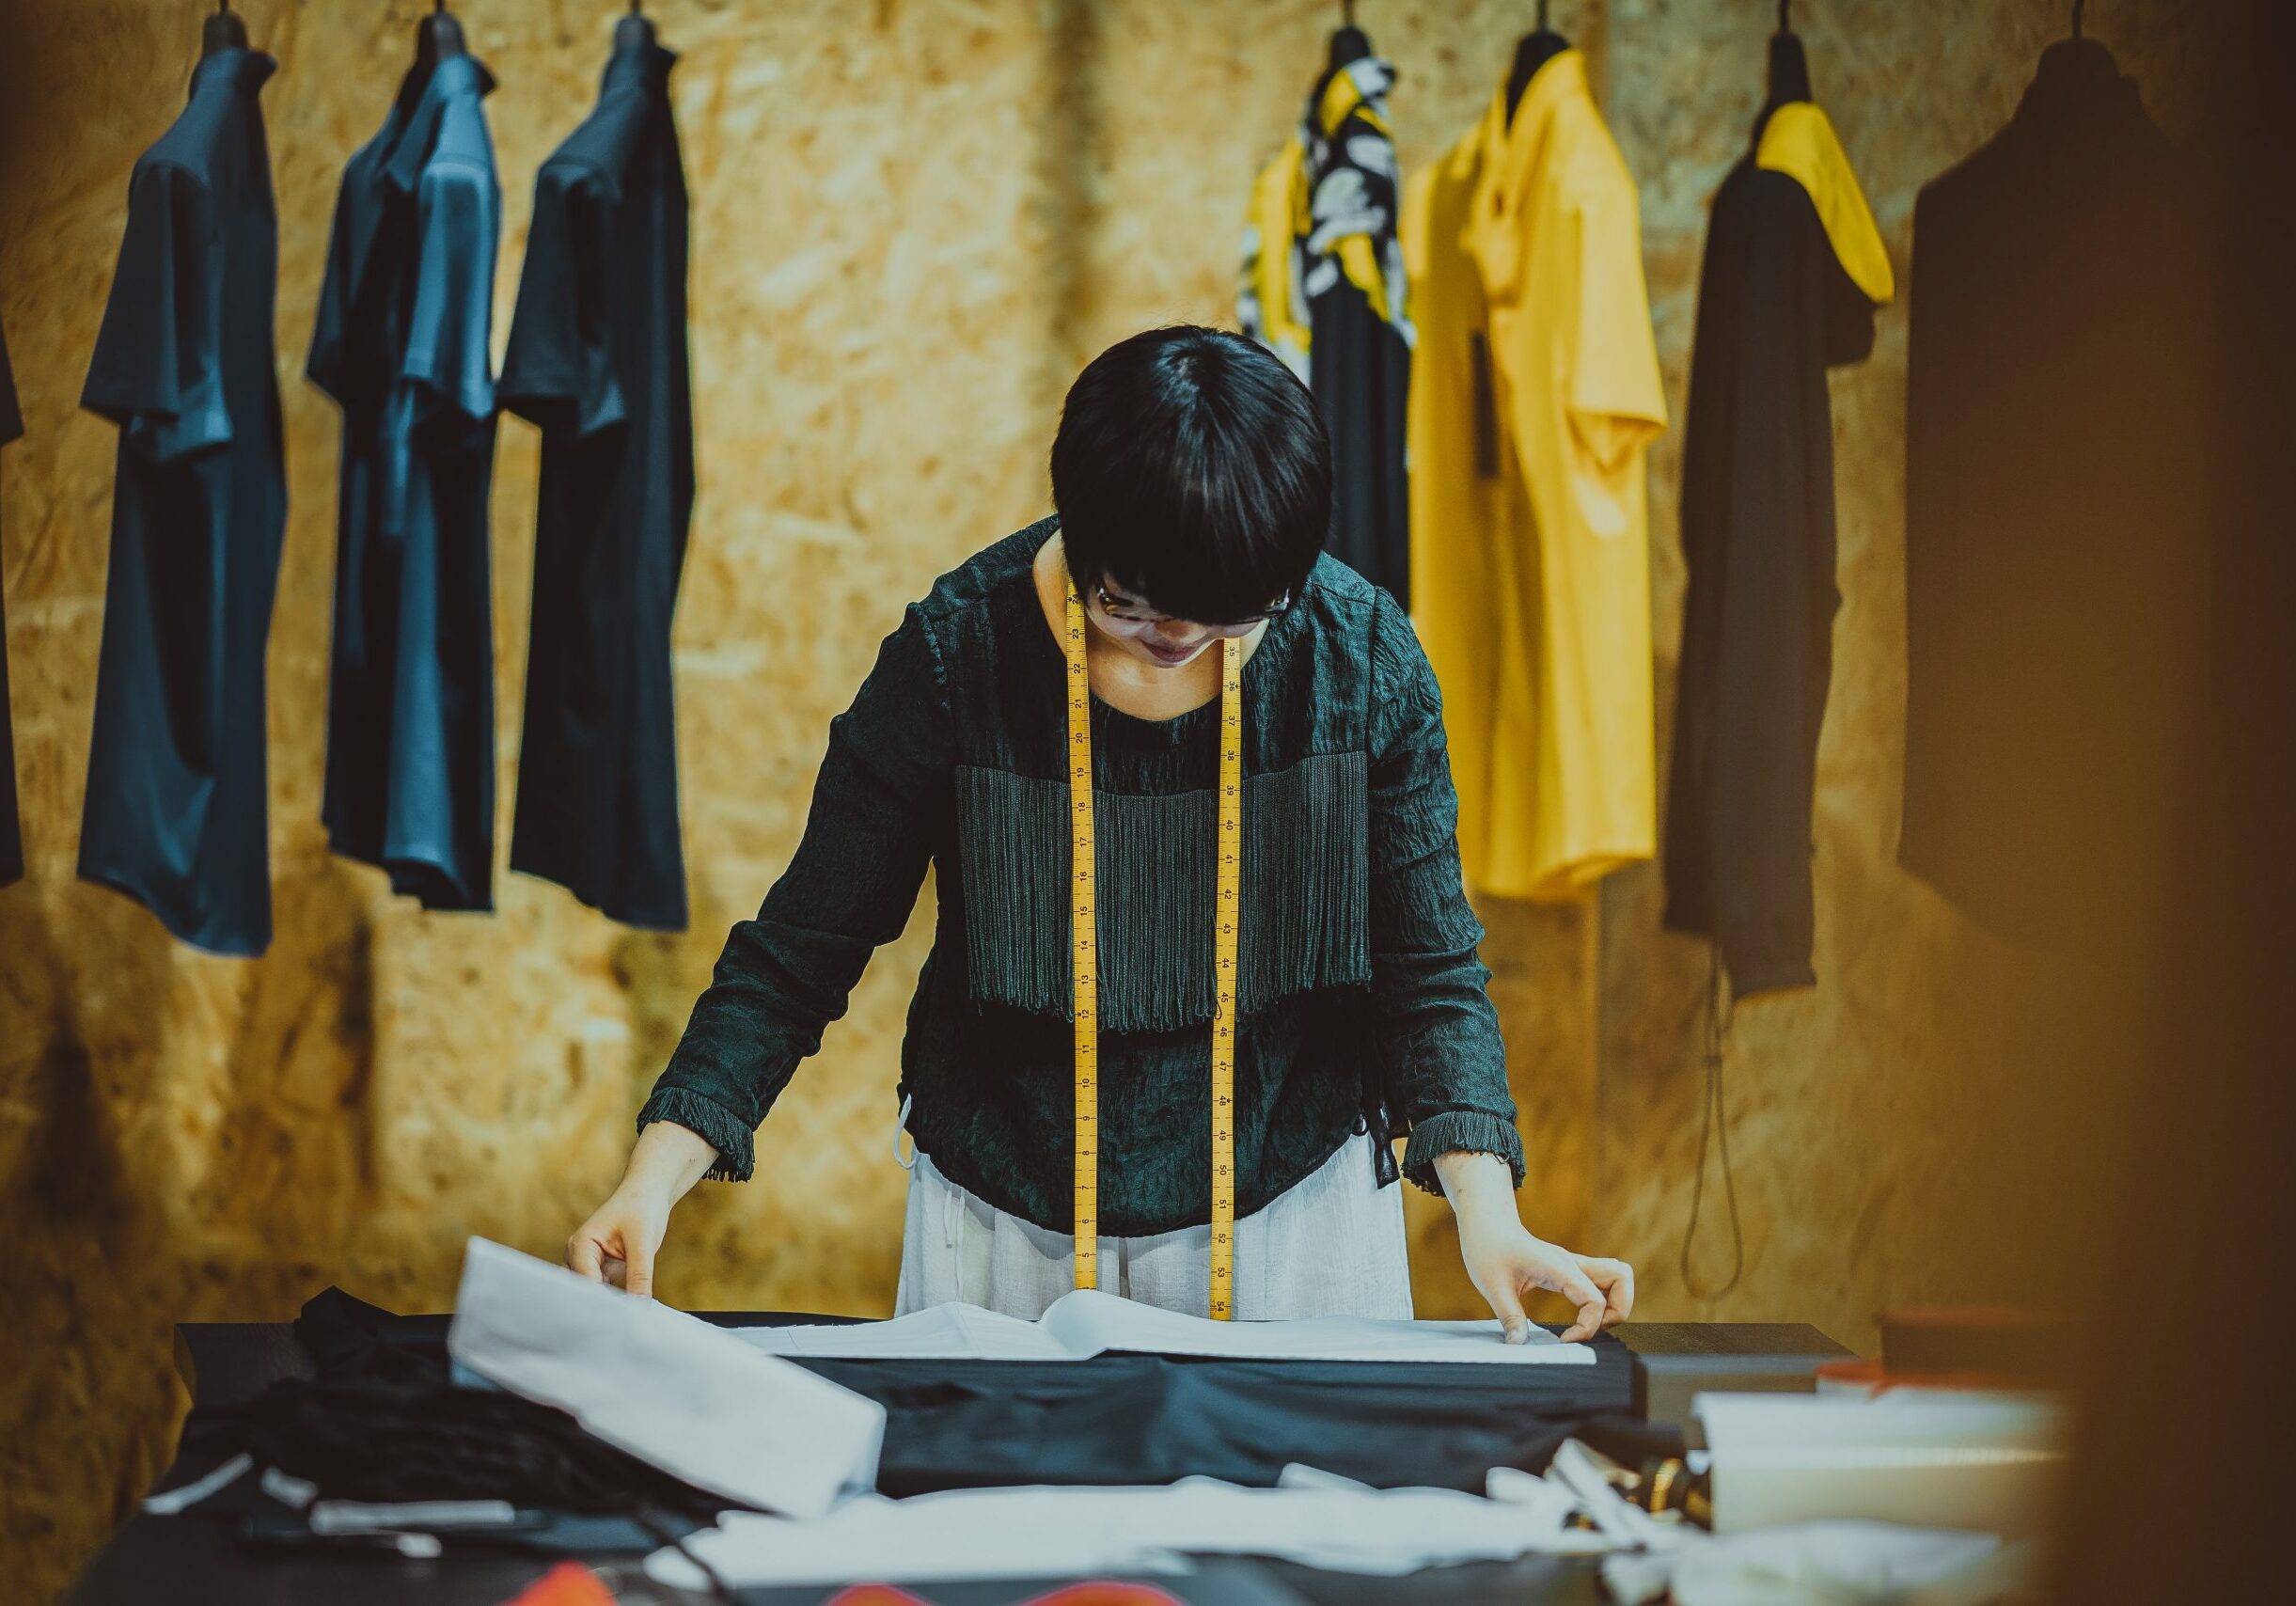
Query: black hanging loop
1327,0,1369,71
415,0,465,71
1508,0,1569,122
2071,0,2085,39
1762,0,1812,118
204,0,249,53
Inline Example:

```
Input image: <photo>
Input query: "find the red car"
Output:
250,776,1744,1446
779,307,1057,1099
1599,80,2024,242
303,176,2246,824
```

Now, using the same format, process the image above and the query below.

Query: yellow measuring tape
1064,573,1243,1318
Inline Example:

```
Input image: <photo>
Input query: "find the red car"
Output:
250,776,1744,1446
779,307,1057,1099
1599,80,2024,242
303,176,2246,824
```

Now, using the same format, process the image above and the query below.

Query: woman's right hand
566,1180,673,1296
565,1120,721,1296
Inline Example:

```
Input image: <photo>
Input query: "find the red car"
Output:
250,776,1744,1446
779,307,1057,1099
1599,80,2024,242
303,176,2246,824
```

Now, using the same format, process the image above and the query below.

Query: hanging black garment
309,52,503,912
1,322,23,889
1309,57,1412,605
219,1292,1637,1501
1662,100,1890,995
1241,55,1413,605
77,46,286,954
500,24,693,930
1900,42,2207,944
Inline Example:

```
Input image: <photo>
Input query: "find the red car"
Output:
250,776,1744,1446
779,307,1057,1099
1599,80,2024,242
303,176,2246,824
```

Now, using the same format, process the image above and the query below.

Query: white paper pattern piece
645,1472,1613,1590
734,1287,1596,1364
447,1237,886,1519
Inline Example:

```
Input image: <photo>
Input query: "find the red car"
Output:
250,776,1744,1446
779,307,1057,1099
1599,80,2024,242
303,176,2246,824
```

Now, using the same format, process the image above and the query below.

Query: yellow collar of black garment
1756,102,1895,305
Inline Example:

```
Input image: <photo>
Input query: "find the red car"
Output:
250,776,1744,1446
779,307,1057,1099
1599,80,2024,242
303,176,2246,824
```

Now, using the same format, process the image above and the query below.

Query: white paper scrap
644,1476,1615,1591
736,1287,1596,1364
447,1237,885,1519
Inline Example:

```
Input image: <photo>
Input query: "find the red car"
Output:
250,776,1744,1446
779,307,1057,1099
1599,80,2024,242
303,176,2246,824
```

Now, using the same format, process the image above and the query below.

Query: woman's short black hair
1050,324,1331,625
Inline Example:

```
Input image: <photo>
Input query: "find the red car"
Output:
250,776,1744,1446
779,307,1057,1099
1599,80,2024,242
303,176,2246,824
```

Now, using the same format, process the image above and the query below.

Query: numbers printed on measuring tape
1066,572,1243,1316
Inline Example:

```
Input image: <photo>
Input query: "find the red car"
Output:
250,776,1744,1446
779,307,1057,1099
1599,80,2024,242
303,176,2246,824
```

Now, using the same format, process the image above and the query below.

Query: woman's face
1084,578,1288,670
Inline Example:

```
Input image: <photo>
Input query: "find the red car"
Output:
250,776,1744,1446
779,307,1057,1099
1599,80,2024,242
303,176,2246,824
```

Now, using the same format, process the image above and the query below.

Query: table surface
68,1314,1850,1606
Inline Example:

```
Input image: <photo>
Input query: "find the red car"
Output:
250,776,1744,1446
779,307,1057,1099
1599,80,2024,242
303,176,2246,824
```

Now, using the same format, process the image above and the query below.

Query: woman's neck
1031,532,1267,724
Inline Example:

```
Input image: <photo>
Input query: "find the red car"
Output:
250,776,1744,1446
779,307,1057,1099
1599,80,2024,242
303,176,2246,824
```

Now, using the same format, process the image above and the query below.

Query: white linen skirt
891,1101,1413,1322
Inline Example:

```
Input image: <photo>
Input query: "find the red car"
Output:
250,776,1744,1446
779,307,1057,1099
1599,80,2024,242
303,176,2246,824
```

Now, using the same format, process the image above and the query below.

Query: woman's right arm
567,606,953,1288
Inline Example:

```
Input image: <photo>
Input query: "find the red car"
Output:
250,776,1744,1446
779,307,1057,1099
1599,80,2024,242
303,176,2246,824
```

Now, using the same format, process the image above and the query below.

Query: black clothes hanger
1327,0,1370,71
415,0,467,75
2025,0,2126,121
1753,0,1812,141
1505,1,1569,124
617,0,656,53
203,0,249,56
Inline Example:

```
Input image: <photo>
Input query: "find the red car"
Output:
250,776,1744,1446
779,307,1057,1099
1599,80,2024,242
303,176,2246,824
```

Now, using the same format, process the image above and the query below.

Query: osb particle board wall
0,0,2212,1596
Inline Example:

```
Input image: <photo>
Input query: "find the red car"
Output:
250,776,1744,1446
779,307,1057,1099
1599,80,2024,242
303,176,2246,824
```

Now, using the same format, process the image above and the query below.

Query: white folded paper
735,1287,1596,1364
1695,1391,2068,1538
645,1468,1612,1590
446,1237,885,1519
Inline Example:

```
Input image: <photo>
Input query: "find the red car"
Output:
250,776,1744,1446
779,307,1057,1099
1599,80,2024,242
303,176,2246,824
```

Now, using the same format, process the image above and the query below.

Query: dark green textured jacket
639,521,1523,1236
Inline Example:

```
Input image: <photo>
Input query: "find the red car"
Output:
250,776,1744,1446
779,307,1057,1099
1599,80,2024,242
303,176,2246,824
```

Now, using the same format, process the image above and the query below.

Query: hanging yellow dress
1403,51,1668,901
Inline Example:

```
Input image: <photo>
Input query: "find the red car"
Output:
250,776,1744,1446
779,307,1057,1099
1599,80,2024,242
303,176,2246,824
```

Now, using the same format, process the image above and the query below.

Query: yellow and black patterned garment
1240,54,1414,606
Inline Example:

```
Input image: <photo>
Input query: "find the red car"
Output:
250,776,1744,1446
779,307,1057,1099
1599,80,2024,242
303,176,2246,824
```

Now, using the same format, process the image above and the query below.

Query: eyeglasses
1092,581,1293,635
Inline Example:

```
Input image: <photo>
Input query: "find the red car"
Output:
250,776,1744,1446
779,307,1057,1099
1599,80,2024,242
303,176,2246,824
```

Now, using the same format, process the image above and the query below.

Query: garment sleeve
402,155,499,421
499,163,624,435
1564,182,1669,474
1364,594,1525,1193
81,162,231,464
637,607,953,1180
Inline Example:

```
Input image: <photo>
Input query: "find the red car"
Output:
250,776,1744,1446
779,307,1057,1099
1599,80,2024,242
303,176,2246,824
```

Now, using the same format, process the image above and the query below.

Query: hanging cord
2071,0,2085,39
1679,947,1746,1300
1777,0,1791,31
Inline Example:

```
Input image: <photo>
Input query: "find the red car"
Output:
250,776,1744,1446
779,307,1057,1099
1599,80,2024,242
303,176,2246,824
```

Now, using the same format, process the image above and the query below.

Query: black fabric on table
171,1288,716,1552
799,1348,1633,1495
254,1296,1635,1497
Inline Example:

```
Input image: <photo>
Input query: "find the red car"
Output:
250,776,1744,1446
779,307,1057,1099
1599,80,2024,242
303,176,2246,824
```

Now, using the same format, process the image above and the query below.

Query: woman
568,325,1633,1342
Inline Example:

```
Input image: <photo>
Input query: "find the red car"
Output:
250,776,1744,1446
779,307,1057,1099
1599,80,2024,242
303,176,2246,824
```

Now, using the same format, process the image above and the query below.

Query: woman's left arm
1365,595,1635,1342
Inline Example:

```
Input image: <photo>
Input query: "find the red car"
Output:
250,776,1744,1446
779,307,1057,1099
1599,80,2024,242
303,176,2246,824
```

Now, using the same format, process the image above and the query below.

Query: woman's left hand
1455,1213,1635,1345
